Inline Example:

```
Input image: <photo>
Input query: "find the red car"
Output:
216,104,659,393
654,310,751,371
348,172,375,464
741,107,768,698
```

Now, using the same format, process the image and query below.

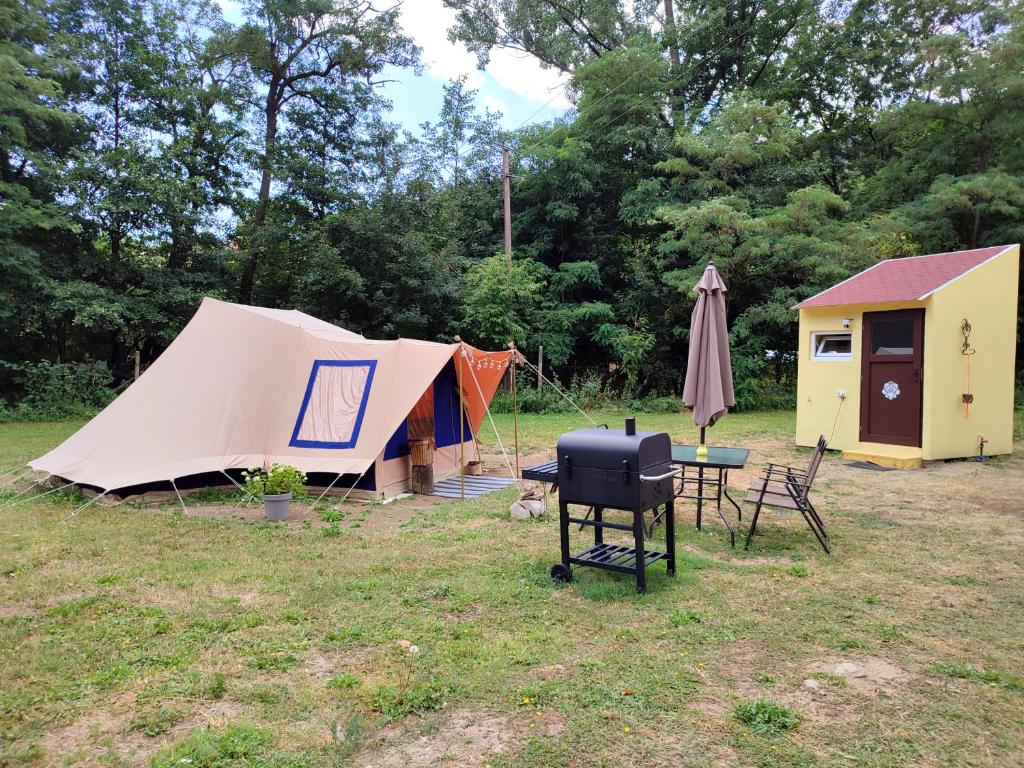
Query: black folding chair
743,435,830,553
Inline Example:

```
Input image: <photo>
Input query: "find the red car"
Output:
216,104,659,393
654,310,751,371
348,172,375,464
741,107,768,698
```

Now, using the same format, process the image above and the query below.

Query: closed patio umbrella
682,262,735,454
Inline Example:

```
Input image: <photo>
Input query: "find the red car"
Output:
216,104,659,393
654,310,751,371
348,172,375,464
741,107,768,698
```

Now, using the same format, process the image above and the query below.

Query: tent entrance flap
408,383,435,441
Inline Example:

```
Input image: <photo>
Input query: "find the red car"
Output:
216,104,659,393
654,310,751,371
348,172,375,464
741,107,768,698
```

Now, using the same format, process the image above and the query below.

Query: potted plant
242,464,307,521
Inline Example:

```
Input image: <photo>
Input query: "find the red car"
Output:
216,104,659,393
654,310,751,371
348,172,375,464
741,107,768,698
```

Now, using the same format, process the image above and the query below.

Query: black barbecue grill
545,417,677,593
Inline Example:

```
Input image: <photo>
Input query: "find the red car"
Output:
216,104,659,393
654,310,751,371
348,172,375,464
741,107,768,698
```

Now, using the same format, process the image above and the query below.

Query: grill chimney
625,417,636,436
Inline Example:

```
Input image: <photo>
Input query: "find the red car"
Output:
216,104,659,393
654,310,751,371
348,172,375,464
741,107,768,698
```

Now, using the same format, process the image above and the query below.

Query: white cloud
482,93,508,115
398,0,484,88
398,0,570,119
487,49,571,113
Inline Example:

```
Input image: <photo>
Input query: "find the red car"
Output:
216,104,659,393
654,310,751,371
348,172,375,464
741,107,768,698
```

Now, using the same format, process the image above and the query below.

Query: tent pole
458,345,465,500
510,343,520,477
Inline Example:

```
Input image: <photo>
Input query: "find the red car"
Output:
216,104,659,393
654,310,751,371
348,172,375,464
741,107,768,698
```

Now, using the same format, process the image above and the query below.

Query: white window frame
811,331,853,361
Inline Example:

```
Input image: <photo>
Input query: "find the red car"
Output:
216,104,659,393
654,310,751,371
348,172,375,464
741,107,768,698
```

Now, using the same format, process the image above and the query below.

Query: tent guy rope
0,481,75,509
520,357,598,425
57,491,109,525
462,344,520,488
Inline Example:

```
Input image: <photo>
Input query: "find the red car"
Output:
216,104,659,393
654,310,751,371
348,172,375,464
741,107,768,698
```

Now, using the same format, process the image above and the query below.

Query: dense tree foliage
1,0,1022,412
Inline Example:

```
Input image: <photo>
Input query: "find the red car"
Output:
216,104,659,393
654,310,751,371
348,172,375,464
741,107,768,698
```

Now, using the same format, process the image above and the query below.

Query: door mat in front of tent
430,475,517,499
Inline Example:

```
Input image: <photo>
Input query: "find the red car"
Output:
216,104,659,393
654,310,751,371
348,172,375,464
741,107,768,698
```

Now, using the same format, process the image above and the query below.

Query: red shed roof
794,245,1014,309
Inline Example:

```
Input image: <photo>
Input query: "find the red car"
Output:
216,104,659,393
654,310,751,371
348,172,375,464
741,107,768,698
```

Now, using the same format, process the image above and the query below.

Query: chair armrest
761,466,809,483
765,462,807,476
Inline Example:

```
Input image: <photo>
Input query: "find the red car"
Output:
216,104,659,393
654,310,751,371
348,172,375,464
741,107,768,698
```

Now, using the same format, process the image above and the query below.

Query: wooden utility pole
502,145,512,266
537,345,544,392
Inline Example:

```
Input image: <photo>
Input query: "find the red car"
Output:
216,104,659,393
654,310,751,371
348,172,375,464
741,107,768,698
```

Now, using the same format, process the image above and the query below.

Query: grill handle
639,467,682,482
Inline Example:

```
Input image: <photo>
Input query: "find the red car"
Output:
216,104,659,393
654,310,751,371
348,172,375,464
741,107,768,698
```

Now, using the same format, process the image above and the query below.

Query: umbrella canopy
682,262,735,428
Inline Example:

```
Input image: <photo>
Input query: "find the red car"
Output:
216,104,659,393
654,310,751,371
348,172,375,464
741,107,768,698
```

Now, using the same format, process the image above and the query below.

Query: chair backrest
800,435,828,497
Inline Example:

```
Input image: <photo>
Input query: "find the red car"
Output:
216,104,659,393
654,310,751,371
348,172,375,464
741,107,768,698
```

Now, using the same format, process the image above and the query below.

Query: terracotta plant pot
262,492,292,521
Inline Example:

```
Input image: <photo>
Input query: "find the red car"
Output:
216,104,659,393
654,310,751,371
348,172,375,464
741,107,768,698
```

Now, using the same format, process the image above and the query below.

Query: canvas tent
30,298,511,500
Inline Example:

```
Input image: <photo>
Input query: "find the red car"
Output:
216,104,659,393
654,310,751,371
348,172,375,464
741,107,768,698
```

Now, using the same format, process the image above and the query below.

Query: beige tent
30,298,510,500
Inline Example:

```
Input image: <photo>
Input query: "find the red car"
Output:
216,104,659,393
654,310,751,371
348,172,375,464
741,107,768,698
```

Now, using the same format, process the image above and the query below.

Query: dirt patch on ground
36,695,246,767
359,708,513,767
812,656,911,691
40,706,132,764
304,648,372,680
358,707,565,767
0,600,40,619
531,663,568,680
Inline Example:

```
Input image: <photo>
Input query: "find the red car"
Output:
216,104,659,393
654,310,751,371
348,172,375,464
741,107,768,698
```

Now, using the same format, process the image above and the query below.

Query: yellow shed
794,244,1020,467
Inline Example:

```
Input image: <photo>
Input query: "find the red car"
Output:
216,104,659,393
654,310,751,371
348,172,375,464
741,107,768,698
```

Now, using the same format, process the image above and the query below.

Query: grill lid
556,420,671,474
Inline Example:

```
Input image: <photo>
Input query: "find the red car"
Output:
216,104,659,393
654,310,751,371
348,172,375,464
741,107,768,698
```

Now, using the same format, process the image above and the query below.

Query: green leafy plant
326,672,358,690
242,464,307,498
732,698,801,735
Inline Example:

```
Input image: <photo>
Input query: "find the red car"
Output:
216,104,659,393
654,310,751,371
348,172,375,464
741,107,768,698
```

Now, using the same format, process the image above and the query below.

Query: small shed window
812,332,852,360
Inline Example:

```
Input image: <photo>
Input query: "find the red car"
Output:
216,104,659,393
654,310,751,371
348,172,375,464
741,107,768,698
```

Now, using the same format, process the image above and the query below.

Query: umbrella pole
697,425,706,529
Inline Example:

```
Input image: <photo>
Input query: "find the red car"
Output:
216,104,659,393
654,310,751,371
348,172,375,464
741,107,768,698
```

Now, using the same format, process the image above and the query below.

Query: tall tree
0,0,80,354
443,0,640,73
230,0,417,304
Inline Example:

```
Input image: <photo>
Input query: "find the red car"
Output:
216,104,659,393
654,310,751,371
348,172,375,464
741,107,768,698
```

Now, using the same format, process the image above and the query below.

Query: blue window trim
289,359,377,449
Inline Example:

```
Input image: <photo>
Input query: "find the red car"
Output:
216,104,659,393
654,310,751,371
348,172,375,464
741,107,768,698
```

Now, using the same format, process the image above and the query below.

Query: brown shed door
860,309,924,447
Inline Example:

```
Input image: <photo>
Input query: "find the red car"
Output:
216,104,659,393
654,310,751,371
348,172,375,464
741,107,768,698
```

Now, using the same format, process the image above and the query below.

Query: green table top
671,444,750,469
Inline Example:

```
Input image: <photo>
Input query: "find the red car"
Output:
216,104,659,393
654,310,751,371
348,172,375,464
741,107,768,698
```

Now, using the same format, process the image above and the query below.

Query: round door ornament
882,380,901,400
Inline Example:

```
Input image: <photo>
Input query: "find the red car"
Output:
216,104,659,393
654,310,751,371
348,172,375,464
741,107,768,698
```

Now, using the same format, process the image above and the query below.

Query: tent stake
219,470,258,506
0,476,51,510
310,472,344,508
2,481,75,509
57,490,109,525
332,465,371,511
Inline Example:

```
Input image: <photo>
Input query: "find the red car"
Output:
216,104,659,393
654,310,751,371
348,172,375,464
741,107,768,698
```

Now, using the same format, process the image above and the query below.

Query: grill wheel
549,563,572,583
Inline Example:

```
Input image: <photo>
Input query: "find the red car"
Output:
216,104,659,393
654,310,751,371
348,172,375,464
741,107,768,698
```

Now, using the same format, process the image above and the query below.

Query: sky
215,0,572,133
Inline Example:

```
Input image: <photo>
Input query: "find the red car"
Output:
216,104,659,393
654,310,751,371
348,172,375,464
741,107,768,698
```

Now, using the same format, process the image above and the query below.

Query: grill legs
632,508,647,594
556,500,675,594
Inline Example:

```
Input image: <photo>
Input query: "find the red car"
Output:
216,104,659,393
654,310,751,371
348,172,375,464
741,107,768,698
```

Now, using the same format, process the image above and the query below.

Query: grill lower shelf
570,542,668,575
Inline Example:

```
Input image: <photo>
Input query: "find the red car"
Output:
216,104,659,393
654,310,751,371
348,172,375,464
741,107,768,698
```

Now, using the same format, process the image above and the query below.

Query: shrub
733,374,796,412
243,464,307,498
732,698,800,735
0,360,116,421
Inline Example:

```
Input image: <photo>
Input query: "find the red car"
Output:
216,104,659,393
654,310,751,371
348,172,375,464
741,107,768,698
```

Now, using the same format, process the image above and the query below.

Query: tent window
289,360,377,448
812,332,852,361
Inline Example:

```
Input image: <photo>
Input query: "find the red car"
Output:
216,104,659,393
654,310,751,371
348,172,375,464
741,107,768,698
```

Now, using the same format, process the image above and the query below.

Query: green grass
2,412,1023,767
733,698,801,736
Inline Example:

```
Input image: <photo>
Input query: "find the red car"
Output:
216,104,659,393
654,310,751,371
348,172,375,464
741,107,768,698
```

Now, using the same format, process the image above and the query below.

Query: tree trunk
168,218,189,270
663,0,682,120
239,80,281,305
663,0,681,70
